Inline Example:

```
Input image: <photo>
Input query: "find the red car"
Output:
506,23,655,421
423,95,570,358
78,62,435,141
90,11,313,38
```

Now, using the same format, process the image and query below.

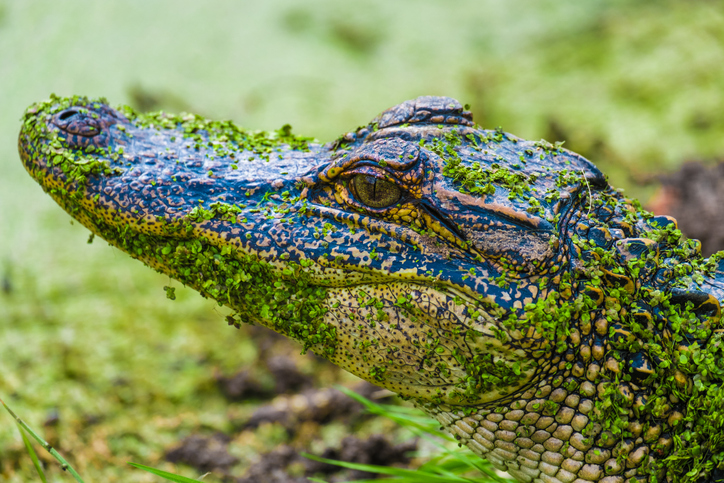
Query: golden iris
352,174,401,209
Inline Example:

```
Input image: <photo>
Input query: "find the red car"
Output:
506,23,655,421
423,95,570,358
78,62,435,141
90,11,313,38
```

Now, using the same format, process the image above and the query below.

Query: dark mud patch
164,382,405,480
243,382,392,432
236,435,417,483
647,160,724,256
215,356,314,401
216,369,272,401
165,432,238,473
267,356,315,394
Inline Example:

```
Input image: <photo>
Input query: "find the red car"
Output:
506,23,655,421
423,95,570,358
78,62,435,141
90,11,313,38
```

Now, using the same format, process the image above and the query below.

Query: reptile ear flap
373,96,474,129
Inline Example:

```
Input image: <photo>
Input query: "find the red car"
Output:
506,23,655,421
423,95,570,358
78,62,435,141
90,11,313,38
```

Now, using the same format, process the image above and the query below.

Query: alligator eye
352,174,401,209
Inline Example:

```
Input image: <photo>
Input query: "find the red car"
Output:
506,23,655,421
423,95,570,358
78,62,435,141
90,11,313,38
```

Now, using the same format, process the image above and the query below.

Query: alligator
18,94,724,482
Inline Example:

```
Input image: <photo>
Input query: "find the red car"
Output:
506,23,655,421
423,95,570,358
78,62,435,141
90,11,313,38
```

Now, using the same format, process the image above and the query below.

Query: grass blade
337,386,446,435
0,397,85,483
334,386,514,483
128,462,203,482
17,422,48,483
302,452,478,483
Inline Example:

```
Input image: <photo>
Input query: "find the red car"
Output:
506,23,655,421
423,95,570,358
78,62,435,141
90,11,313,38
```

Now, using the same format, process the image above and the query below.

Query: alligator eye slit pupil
352,174,401,209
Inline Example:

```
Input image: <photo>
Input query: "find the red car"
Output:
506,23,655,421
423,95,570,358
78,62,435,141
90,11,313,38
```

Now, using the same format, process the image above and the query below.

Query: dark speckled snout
18,96,329,239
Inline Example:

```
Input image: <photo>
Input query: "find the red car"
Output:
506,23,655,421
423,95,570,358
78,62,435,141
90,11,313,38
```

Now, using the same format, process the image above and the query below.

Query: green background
2,1,724,481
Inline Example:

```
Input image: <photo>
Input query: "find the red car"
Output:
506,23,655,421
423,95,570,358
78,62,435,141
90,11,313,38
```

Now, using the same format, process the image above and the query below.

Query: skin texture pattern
18,95,724,482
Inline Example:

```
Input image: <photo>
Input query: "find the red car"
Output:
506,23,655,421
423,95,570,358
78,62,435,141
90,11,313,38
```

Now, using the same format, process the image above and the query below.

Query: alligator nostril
53,108,102,138
58,109,79,121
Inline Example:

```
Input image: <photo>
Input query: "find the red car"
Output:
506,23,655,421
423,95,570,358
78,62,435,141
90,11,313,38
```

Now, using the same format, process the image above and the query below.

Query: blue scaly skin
18,95,724,482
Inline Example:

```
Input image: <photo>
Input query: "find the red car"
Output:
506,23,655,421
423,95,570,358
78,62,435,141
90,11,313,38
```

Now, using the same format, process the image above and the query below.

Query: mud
647,160,724,256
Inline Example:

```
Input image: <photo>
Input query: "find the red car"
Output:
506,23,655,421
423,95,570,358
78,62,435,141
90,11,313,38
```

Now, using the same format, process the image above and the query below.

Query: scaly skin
18,95,724,482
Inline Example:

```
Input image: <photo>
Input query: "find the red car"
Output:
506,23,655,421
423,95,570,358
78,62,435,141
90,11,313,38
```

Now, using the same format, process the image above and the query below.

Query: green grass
302,388,514,483
4,391,512,483
2,398,85,482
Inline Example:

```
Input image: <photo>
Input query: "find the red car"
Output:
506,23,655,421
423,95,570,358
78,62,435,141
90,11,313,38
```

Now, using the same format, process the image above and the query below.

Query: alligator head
18,95,724,482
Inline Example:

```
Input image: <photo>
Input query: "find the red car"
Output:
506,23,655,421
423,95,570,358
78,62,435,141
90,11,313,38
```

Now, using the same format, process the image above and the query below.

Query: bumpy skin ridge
18,95,724,482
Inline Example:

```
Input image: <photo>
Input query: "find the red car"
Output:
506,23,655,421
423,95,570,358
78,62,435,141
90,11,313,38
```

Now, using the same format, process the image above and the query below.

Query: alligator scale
18,95,724,482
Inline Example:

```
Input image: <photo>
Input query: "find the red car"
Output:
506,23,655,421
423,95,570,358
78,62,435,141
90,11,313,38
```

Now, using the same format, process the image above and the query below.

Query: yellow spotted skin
18,95,724,482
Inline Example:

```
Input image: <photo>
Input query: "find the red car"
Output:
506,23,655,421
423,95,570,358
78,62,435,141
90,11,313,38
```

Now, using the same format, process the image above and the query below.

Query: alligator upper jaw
18,98,330,236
